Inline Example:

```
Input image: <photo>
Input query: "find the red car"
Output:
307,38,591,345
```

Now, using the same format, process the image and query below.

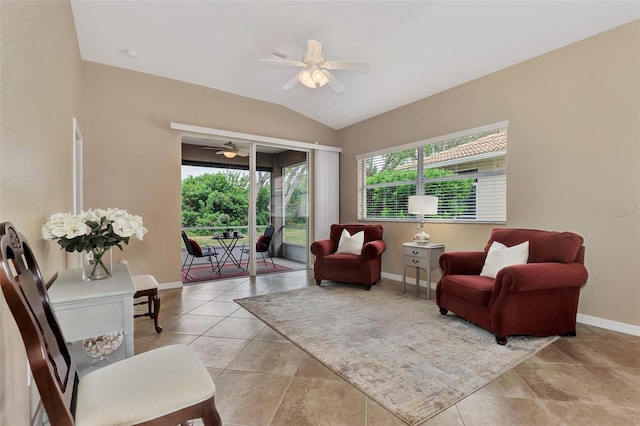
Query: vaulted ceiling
71,1,639,130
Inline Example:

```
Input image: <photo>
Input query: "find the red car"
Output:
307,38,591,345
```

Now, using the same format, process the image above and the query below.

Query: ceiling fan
203,141,249,159
261,40,370,93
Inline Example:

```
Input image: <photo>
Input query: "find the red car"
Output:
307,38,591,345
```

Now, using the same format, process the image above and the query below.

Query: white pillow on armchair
480,240,529,279
335,229,365,255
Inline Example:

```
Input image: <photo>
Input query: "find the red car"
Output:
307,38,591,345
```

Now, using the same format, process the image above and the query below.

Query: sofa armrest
310,239,337,257
439,251,486,276
495,262,588,293
362,240,386,258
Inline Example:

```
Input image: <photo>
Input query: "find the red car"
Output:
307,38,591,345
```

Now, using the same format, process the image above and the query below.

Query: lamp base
413,231,431,245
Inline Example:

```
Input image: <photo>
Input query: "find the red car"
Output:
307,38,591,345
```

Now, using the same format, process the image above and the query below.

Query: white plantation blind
357,124,508,223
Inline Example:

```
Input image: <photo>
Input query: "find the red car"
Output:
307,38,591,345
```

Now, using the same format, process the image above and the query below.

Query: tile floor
134,271,640,426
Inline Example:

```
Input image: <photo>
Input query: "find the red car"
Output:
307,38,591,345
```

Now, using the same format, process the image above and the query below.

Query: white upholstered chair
0,222,222,425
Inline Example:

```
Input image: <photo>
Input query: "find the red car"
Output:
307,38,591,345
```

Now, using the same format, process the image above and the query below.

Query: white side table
402,242,445,299
48,264,136,360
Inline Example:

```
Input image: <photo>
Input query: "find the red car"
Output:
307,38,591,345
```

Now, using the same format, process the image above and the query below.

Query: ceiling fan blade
322,70,345,93
260,58,306,67
306,40,324,61
237,151,250,157
282,71,304,90
324,60,371,73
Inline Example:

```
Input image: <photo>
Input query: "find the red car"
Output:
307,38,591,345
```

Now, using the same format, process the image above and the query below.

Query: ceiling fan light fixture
298,70,316,88
222,151,237,159
311,67,324,83
317,73,330,88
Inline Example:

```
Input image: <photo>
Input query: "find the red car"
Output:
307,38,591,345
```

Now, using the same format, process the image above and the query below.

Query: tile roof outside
395,130,507,170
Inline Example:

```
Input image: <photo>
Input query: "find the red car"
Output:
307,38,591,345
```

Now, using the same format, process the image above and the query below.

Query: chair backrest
0,222,78,425
329,224,384,245
484,228,585,264
182,231,196,256
256,227,274,252
263,226,275,238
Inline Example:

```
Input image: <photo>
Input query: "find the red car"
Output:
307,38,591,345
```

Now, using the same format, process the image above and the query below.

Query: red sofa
436,228,588,344
310,224,386,290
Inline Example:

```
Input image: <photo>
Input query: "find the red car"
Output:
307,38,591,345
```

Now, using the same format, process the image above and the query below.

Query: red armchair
436,228,588,344
310,224,387,290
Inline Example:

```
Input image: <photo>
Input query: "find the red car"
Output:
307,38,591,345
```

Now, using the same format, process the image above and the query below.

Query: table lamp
408,195,438,244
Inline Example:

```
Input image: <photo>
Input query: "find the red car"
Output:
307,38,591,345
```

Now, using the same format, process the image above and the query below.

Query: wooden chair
132,274,163,333
0,222,222,426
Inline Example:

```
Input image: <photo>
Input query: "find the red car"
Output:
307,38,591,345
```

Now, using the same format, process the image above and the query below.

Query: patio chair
239,226,276,268
182,231,220,275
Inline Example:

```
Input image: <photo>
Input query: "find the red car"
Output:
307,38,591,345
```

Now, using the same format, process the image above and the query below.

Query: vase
82,247,112,281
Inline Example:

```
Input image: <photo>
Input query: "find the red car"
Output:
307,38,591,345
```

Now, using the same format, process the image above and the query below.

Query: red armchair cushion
485,228,583,263
322,253,362,269
442,275,495,306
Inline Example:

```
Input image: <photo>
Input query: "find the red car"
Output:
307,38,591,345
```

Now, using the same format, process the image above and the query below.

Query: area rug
235,286,557,425
182,262,291,284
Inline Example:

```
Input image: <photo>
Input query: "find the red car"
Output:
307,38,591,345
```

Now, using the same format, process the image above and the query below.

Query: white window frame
356,121,508,224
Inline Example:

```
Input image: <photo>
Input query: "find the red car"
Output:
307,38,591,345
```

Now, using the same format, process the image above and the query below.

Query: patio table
213,234,244,272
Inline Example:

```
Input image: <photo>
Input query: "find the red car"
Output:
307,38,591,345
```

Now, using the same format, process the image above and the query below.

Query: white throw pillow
335,229,365,255
480,240,530,279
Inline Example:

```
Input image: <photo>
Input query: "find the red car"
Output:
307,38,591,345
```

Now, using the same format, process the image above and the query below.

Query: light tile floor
134,271,640,426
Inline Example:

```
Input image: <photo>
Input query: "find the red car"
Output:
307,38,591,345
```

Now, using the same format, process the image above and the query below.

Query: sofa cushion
322,253,362,269
485,228,583,263
480,241,529,279
440,275,495,307
336,229,364,255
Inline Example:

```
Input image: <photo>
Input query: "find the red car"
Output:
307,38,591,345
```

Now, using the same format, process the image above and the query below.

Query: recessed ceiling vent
269,48,290,60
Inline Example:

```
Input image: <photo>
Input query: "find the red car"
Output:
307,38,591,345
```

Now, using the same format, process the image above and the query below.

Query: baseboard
577,313,640,336
382,272,640,337
158,281,183,290
381,272,434,289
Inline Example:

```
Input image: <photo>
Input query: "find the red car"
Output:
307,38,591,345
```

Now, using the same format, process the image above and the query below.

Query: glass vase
82,332,123,367
82,247,112,281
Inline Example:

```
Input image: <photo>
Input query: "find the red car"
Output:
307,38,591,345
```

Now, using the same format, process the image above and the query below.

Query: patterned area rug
235,286,557,425
182,262,291,284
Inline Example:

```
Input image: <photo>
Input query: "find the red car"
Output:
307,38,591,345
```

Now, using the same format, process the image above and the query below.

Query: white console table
402,242,445,299
48,264,136,359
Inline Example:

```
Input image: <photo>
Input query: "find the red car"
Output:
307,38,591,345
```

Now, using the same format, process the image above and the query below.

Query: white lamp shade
408,195,438,215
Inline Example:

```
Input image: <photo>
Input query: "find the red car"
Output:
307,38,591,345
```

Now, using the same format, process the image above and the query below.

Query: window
357,123,507,223
283,162,308,244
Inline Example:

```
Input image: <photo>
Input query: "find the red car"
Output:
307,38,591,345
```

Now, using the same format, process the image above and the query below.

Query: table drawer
404,255,429,269
403,246,430,257
403,246,444,269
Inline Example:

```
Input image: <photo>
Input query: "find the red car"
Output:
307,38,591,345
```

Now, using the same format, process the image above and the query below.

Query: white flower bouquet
43,208,147,280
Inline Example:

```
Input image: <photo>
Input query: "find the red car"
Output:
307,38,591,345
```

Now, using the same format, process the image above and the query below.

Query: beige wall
338,21,640,327
1,2,637,422
81,62,337,283
0,0,83,422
